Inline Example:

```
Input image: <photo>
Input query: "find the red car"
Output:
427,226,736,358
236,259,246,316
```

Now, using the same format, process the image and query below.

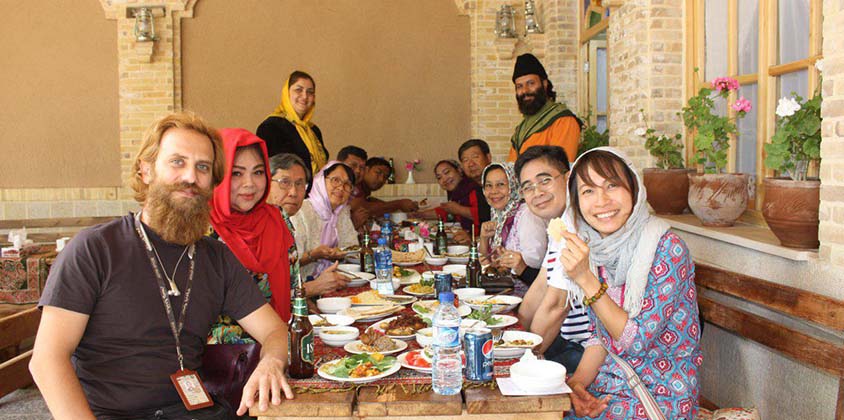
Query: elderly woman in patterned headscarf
478,162,548,296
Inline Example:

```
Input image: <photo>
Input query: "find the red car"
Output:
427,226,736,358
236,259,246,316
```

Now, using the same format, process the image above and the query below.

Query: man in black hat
507,53,583,165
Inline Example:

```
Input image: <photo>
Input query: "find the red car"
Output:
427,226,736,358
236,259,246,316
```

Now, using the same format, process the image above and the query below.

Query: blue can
433,271,453,298
464,327,494,382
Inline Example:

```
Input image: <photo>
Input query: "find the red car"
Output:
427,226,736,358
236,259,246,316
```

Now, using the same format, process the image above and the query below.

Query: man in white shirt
515,145,587,372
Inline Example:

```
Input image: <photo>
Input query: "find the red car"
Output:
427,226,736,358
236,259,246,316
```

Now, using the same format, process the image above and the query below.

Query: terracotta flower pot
762,177,820,249
688,173,749,227
643,168,694,215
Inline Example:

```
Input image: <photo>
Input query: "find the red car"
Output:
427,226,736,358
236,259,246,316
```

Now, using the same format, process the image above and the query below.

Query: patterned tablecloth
0,249,55,304
289,267,525,391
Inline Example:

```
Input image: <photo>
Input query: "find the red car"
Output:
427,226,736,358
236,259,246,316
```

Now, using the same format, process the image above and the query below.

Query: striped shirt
543,240,591,344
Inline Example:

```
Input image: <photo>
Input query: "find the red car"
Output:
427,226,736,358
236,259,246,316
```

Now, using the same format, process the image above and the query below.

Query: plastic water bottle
431,292,463,395
381,213,394,249
374,238,395,295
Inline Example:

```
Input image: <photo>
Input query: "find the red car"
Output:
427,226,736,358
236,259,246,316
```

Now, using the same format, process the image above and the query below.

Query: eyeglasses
520,173,563,196
326,176,354,192
483,181,509,192
273,178,307,191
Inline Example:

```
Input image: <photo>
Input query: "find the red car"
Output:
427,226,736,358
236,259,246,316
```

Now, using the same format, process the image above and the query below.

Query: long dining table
251,260,571,419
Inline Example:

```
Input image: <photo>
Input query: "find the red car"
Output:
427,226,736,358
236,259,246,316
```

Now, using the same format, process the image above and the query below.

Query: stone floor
0,387,50,420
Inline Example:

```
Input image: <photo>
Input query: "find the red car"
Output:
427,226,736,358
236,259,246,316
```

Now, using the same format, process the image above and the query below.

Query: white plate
394,260,424,267
484,314,518,329
343,338,408,355
411,300,472,317
465,295,523,314
397,350,432,373
308,314,355,332
395,270,422,285
493,331,543,360
338,306,403,322
317,358,401,383
402,285,436,297
371,315,427,340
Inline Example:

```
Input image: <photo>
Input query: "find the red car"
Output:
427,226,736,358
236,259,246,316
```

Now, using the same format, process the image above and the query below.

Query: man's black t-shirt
39,214,266,417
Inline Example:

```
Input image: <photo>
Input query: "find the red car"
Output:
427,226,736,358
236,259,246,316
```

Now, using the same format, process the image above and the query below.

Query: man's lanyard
133,212,196,371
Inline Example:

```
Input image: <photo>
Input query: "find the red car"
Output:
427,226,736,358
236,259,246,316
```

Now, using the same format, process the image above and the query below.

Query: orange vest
507,116,581,164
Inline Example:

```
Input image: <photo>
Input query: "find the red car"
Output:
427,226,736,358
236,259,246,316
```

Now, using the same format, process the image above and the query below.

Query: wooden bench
0,216,118,245
694,262,844,420
0,305,41,399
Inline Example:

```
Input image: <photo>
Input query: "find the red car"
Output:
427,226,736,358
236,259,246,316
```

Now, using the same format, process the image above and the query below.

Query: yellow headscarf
268,76,327,174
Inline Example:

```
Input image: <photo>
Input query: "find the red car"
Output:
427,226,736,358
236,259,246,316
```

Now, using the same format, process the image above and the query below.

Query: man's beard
517,85,548,115
145,180,213,245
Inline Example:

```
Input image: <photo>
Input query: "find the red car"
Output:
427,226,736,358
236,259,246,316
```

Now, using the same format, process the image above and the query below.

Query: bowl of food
510,359,567,393
424,255,448,266
453,287,485,300
318,326,360,347
309,314,355,332
441,265,467,277
316,297,352,314
493,330,543,359
465,295,523,314
446,245,470,263
415,327,434,347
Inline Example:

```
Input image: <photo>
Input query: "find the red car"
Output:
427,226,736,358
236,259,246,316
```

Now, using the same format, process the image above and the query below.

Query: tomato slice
407,351,431,368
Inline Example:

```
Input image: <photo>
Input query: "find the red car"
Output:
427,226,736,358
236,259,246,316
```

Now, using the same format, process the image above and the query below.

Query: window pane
596,47,607,113
778,70,809,99
597,116,607,134
738,0,758,75
705,0,728,81
778,0,809,64
736,83,758,175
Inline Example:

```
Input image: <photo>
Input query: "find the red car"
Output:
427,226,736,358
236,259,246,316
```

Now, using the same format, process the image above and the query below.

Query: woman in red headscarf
207,128,295,344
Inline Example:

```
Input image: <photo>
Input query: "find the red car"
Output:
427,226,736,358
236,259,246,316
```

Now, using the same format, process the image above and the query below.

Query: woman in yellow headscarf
257,71,329,177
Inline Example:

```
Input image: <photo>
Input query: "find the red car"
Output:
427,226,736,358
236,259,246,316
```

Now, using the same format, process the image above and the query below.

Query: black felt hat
512,53,548,82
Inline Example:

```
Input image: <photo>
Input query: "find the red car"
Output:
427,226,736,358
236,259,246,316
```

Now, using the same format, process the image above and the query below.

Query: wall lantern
524,0,544,35
495,5,517,38
127,6,165,42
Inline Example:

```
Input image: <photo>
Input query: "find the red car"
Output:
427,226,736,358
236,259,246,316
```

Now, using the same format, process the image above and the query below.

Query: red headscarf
210,128,293,322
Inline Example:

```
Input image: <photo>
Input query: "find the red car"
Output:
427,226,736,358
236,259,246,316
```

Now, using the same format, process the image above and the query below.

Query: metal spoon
481,288,513,302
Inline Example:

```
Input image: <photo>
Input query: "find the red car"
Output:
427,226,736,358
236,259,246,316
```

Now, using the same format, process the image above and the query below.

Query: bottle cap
438,291,455,303
384,213,390,218
378,238,387,246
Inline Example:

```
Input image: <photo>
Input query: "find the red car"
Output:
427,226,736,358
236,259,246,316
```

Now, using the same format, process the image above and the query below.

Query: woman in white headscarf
551,148,701,420
478,162,547,296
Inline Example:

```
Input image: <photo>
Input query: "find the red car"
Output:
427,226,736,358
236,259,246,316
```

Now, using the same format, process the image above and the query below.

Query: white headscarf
555,147,670,318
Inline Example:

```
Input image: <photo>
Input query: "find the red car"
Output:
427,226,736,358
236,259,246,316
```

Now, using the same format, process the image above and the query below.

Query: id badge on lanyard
134,212,213,411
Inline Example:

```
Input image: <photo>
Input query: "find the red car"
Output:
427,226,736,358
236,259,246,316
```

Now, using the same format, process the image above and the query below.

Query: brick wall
464,0,579,162
819,0,844,266
606,0,685,171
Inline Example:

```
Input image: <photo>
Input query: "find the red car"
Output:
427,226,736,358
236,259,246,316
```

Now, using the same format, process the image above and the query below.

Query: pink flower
731,97,752,113
712,77,739,92
419,224,430,238
405,162,414,171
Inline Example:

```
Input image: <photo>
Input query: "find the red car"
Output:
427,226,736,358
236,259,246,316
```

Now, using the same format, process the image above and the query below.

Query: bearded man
30,112,294,419
508,53,584,165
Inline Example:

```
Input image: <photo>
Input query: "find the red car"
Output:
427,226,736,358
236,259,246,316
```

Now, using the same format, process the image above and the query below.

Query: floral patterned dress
567,232,703,420
206,210,299,344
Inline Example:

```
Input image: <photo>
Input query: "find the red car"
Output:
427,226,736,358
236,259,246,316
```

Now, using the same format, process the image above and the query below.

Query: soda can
433,271,453,298
464,327,494,382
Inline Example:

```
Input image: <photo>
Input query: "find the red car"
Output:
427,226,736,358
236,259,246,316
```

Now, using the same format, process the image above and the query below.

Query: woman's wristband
583,282,608,306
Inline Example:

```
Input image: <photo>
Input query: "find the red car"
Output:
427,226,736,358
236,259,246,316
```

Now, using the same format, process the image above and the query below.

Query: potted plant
682,75,752,226
638,112,691,214
762,88,822,249
577,115,609,158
